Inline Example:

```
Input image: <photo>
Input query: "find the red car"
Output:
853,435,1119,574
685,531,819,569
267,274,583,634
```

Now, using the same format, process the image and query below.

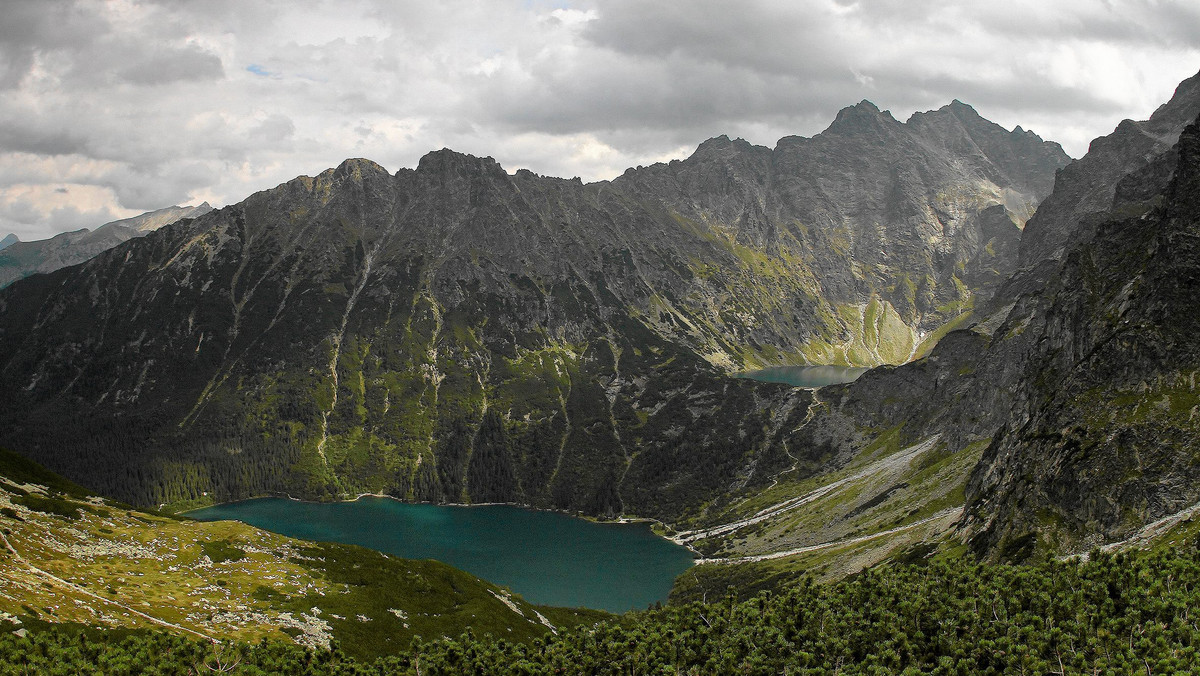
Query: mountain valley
0,100,1066,520
2,67,1200,672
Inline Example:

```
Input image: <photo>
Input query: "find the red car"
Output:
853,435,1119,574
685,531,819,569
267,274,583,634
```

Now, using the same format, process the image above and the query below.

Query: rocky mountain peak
1165,111,1200,217
695,133,732,149
0,233,17,251
904,99,1067,199
691,134,767,161
937,99,988,127
911,99,1050,146
946,98,975,113
1145,69,1200,134
416,148,508,180
1018,68,1200,268
944,99,1045,145
324,157,390,183
824,99,896,135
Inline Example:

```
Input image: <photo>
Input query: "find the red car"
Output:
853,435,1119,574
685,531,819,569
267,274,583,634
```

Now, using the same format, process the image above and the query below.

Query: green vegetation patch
12,493,80,520
6,547,1200,674
200,539,247,564
281,541,589,661
912,310,974,360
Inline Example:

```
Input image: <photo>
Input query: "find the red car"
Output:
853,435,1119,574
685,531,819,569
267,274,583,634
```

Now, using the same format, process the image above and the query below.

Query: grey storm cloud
0,119,91,157
0,0,223,90
0,191,122,240
0,0,108,88
1,0,1199,241
566,0,1193,135
458,0,1200,158
579,0,849,77
115,44,225,86
104,162,218,210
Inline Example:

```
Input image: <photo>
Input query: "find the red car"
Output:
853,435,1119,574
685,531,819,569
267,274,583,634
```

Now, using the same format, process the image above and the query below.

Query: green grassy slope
0,448,606,662
5,542,1200,674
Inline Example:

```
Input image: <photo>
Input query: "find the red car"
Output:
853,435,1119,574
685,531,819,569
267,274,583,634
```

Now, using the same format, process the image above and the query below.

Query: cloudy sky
2,0,1198,241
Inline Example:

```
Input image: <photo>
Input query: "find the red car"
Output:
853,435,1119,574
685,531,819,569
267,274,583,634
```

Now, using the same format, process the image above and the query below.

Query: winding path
695,507,962,565
0,529,217,642
672,435,941,544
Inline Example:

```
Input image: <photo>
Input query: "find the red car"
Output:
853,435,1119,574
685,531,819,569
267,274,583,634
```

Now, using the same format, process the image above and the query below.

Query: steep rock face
0,203,213,288
729,72,1200,561
963,113,1200,555
617,101,1068,364
0,157,806,517
0,234,16,251
1018,71,1200,268
0,103,1063,516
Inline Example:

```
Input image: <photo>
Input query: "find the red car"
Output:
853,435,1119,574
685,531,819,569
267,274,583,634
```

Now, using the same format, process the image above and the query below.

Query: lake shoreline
177,492,700,561
187,496,697,612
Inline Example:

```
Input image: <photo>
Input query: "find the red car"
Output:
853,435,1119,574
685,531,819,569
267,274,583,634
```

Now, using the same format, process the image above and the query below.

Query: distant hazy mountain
0,101,1065,515
0,203,212,288
0,233,16,251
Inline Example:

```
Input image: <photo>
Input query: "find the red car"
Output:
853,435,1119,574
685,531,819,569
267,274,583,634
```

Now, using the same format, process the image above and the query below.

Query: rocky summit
1018,71,1200,269
0,101,1064,517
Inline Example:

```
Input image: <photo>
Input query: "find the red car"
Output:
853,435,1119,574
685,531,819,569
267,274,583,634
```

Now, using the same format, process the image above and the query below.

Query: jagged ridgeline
696,71,1200,565
0,101,1066,514
963,107,1200,556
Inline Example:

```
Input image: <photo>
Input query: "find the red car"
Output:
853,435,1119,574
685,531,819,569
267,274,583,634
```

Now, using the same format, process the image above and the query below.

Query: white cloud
0,182,132,240
0,0,1197,240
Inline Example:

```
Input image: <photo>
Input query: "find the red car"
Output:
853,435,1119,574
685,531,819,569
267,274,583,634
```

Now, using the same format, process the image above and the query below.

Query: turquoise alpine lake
740,365,869,388
187,497,695,613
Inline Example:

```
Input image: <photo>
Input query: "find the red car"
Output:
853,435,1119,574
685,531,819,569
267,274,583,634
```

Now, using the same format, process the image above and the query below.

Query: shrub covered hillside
4,546,1200,674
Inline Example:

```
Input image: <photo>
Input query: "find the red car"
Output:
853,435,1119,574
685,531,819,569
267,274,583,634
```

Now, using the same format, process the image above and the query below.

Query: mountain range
0,203,212,289
0,99,1066,521
677,69,1200,572
0,70,1198,572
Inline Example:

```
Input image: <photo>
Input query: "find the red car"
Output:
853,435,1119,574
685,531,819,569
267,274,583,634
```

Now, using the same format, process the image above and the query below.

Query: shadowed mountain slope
665,71,1200,569
963,110,1200,555
0,102,1065,517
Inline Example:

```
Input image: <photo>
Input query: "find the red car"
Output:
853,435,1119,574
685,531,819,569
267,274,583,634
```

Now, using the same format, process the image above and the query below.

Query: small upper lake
739,364,869,388
187,497,694,613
